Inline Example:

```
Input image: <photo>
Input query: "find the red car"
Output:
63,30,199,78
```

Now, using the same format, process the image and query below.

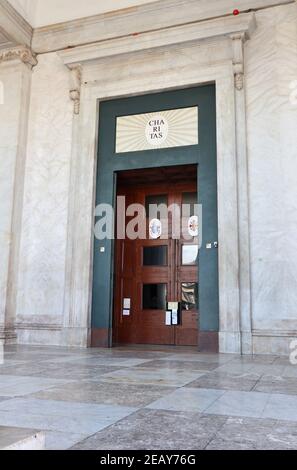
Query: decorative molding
65,54,244,351
0,45,37,68
58,12,256,67
230,33,247,91
0,0,33,48
253,329,297,337
32,0,292,54
69,65,82,115
15,323,62,331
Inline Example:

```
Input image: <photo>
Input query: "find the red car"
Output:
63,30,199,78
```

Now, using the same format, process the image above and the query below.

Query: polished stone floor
0,345,297,450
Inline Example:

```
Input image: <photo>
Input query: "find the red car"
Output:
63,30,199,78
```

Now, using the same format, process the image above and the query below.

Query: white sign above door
116,107,199,153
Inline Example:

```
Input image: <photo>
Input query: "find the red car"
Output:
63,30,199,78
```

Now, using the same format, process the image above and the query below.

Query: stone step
0,427,45,450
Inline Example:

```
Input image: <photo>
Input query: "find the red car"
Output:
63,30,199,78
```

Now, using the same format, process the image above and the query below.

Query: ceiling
7,0,160,28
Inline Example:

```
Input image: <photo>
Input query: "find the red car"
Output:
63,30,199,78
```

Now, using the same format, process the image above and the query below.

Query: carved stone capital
229,33,247,91
0,46,37,69
69,65,82,115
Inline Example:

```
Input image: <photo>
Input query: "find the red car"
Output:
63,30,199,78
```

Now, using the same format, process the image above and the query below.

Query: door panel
114,173,198,346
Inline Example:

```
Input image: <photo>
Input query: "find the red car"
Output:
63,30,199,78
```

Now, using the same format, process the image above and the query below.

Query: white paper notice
123,298,131,309
171,310,178,325
123,310,130,316
168,302,178,311
166,311,172,326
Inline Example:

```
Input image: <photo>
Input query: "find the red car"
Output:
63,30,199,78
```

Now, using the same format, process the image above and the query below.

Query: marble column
0,46,36,344
230,34,253,354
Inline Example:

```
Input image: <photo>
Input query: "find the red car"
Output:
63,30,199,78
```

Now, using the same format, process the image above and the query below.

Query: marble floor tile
0,398,138,435
113,345,197,354
0,359,27,367
206,416,297,450
31,381,175,407
248,364,286,376
4,353,75,363
262,394,297,422
45,431,89,450
100,368,205,387
5,346,97,357
205,390,270,418
0,376,27,386
0,364,53,377
41,355,152,368
216,363,286,376
0,375,71,397
71,409,227,450
147,387,225,413
228,355,278,365
268,420,297,449
162,353,235,364
273,357,295,366
74,356,153,367
254,375,297,395
36,354,101,365
186,372,260,392
32,364,120,381
86,349,170,360
282,366,297,378
215,363,255,374
134,360,218,372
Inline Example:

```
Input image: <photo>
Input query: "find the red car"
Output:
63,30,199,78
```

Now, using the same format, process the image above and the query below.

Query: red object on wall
233,9,240,16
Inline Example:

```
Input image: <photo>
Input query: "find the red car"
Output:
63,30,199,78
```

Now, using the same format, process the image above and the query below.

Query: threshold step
0,426,45,450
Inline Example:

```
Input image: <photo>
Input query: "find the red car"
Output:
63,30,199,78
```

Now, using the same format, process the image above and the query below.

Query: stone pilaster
0,47,35,344
230,32,253,354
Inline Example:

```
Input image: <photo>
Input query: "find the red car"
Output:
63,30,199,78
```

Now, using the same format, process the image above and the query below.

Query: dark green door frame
91,85,219,351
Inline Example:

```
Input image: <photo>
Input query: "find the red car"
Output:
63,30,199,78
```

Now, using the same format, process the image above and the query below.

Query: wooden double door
114,166,199,346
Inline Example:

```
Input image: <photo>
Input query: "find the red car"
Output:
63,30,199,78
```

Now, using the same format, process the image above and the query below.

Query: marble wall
245,4,297,353
15,53,73,343
2,3,296,353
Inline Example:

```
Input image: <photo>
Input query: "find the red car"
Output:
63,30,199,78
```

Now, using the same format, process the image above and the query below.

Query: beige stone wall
1,1,297,353
245,3,297,353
